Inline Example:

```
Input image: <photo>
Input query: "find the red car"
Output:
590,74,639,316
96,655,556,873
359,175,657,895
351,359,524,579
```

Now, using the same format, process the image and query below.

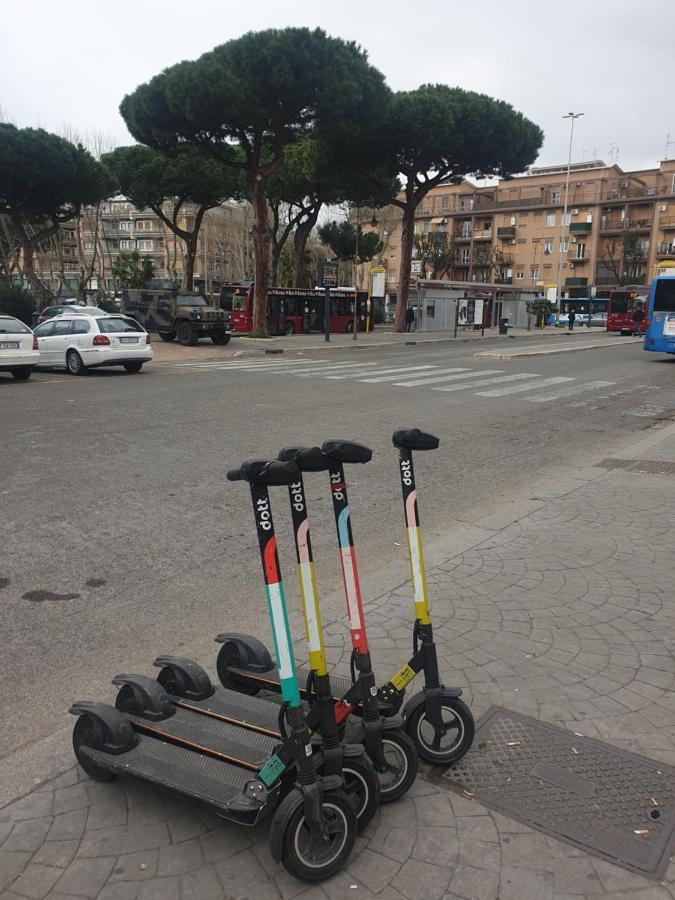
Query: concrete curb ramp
475,336,642,359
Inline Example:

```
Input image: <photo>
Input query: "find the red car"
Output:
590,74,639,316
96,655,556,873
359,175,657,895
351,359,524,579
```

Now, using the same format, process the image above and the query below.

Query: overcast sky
3,0,674,173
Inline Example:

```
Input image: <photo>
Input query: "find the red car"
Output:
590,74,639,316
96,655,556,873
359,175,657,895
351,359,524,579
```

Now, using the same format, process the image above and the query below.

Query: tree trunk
184,238,196,291
251,177,271,333
292,208,319,288
395,202,416,333
11,216,53,309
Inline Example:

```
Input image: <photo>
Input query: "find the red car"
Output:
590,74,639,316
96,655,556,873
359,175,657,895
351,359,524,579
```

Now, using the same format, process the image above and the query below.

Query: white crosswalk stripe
525,380,615,403
395,369,502,387
293,362,378,377
326,365,439,380
359,367,467,384
432,372,538,393
476,376,573,397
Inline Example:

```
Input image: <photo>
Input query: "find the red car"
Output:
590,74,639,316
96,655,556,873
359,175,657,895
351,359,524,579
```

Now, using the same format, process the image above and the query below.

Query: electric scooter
218,441,418,801
70,458,357,882
218,431,475,766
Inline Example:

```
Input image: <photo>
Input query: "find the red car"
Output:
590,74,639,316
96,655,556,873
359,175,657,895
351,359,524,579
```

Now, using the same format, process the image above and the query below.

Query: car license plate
0,341,20,349
118,337,138,344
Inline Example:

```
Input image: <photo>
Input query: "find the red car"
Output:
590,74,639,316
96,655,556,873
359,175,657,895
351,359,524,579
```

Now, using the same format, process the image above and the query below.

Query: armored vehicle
122,289,230,346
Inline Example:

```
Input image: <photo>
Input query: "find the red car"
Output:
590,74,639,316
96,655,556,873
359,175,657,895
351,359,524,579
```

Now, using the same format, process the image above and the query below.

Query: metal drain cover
596,457,675,475
432,707,675,879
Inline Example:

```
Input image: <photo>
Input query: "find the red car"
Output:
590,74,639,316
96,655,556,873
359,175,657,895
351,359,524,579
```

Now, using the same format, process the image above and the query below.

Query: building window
136,220,154,231
137,239,154,251
563,213,571,226
671,174,675,194
387,273,397,283
442,195,449,210
531,267,540,279
120,240,135,250
83,241,94,251
545,214,556,227
560,239,569,253
413,222,419,234
575,242,586,259
552,191,561,204
119,221,132,231
461,248,470,264
462,221,471,238
544,239,553,254
515,272,524,280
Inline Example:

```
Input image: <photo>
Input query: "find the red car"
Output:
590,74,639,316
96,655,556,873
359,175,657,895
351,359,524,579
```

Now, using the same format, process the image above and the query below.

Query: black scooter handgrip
321,439,372,465
226,467,243,481
392,428,440,451
257,459,300,486
228,459,273,484
295,446,331,472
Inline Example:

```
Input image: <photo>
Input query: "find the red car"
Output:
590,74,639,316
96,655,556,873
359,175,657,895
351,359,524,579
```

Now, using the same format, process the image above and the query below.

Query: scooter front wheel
405,694,475,765
275,789,356,881
342,754,381,831
376,729,418,803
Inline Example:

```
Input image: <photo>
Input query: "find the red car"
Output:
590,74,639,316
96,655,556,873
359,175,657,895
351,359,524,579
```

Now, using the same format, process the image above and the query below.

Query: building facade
365,158,675,303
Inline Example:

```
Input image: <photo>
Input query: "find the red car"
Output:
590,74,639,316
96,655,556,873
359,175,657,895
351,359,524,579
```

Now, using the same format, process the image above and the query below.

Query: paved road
1,336,674,770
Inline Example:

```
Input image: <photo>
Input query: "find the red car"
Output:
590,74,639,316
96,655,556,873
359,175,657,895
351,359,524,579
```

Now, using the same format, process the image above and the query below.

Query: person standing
632,304,645,336
568,307,576,332
405,306,415,332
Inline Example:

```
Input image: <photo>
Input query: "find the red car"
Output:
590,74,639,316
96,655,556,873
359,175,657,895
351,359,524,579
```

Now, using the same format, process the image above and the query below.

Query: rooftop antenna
665,133,675,159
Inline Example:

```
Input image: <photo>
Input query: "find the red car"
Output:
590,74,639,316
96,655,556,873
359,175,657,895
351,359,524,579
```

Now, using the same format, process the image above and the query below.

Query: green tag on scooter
259,754,286,787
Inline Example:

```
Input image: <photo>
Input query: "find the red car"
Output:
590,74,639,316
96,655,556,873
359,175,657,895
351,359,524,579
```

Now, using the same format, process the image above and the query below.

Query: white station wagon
34,313,153,375
0,315,39,380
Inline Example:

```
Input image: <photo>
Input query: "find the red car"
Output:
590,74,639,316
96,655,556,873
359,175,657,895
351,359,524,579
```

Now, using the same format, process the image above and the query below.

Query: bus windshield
653,279,675,312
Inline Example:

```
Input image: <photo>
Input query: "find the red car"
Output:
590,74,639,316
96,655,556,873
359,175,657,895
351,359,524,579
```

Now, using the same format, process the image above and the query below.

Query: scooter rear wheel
216,641,262,696
276,790,356,881
376,729,418,803
405,694,474,765
72,716,117,782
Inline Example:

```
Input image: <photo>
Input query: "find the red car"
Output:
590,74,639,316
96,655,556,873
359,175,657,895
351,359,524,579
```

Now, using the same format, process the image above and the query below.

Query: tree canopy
119,27,390,331
104,145,241,290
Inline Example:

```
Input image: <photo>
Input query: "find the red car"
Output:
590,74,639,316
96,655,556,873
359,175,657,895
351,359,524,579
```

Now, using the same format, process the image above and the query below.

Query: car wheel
66,350,86,375
123,362,143,373
159,331,176,342
176,321,198,346
10,368,32,381
211,333,231,345
345,320,354,333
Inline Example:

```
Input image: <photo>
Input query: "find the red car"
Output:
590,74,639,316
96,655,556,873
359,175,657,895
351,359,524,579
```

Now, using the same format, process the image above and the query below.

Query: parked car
36,302,81,325
0,315,39,380
59,306,109,318
33,314,153,375
590,312,608,327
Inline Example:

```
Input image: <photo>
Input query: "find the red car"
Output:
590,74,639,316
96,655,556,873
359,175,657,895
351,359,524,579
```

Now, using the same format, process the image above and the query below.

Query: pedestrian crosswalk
176,357,624,406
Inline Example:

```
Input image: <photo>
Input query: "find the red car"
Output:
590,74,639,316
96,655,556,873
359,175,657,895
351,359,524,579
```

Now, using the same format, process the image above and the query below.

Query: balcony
660,216,675,230
569,222,592,234
495,276,513,284
565,277,588,287
599,218,652,233
656,243,675,258
453,230,472,242
497,226,516,239
472,229,493,241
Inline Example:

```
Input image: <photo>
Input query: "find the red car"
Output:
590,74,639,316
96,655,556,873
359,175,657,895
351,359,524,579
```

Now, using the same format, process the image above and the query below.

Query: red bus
606,285,650,335
221,284,372,335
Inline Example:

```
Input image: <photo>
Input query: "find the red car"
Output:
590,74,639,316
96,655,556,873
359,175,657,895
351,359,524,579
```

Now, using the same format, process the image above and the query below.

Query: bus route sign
320,260,338,288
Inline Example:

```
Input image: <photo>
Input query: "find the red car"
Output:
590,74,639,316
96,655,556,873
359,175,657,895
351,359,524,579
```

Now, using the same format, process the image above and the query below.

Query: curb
474,336,642,359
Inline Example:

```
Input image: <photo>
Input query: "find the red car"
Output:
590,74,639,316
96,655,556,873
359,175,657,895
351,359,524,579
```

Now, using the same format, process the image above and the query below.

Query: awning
429,217,444,225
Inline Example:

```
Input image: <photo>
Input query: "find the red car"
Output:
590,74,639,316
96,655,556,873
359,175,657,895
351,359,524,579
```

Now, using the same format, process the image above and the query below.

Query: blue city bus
644,276,675,356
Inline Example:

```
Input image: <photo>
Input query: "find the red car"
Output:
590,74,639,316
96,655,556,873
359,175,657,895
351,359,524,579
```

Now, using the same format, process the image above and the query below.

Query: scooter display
70,458,358,882
218,431,475,765
218,441,418,801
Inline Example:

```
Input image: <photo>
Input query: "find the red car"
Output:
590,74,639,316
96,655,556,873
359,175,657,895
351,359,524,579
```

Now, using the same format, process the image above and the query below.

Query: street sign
411,260,422,275
371,271,386,298
319,260,338,288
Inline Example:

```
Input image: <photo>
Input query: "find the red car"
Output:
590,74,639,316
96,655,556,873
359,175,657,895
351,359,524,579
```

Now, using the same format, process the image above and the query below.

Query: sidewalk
150,326,629,365
2,423,675,899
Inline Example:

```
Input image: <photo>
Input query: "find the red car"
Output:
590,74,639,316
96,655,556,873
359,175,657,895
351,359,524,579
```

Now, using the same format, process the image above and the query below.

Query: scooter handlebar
278,446,331,472
392,428,440,451
321,439,372,465
228,459,300,486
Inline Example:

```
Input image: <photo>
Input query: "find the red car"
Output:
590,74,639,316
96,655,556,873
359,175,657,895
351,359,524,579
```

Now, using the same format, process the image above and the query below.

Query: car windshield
97,317,144,333
0,317,31,334
176,295,207,306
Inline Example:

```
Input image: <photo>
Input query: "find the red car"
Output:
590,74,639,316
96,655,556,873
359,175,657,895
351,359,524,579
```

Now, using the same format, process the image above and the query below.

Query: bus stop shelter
409,279,538,332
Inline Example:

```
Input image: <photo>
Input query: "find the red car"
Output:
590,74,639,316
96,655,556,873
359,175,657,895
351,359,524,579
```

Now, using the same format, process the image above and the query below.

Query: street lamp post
555,112,584,314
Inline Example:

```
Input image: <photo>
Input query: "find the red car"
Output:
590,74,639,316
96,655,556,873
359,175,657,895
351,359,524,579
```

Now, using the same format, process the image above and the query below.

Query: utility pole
555,112,584,314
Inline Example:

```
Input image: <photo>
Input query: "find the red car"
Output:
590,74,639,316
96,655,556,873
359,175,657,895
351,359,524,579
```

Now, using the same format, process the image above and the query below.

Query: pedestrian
405,306,415,332
632,304,645,336
568,308,576,332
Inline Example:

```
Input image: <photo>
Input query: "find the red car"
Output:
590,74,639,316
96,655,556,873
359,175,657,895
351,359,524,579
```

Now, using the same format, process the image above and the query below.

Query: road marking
174,359,322,370
525,380,615,403
360,367,469,384
293,362,378,377
395,369,503,387
433,373,538,393
476,376,573,397
325,365,439,380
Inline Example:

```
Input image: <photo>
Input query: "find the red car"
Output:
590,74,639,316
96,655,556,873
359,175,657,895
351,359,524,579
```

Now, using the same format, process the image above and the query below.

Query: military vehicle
121,289,230,346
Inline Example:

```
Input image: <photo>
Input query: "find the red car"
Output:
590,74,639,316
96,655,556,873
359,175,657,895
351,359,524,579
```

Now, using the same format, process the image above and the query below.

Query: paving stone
119,825,170,855
2,820,52,853
0,852,32,892
36,771,79,794
0,795,53,824
549,855,606,894
77,826,126,858
180,865,224,900
213,848,270,895
0,823,14,846
394,859,451,900
199,828,250,862
51,856,115,898
498,866,554,900
45,811,87,843
591,857,658,894
166,815,205,844
137,876,180,900
272,867,308,900
497,832,550,871
412,828,459,866
365,826,415,862
455,817,498,844
448,864,499,900
31,842,78,870
51,786,89,817
109,850,158,882
456,839,501,874
85,799,128,831
8,863,62,900
413,795,455,828
156,839,203,877
97,884,140,900
346,849,398,893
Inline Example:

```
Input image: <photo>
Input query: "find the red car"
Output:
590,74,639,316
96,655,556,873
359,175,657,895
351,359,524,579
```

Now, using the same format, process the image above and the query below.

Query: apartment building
366,158,675,302
34,197,254,296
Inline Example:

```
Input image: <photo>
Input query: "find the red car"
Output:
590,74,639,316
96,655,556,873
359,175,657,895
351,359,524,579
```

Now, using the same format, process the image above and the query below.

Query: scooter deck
80,734,272,825
126,705,280,768
170,686,286,736
228,665,355,702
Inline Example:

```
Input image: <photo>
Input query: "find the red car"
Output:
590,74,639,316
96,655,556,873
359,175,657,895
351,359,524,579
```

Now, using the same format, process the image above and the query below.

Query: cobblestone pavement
2,422,675,900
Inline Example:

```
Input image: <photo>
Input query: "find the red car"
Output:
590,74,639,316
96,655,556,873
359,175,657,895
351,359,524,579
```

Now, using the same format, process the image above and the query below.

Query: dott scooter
375,428,475,763
69,458,357,882
219,441,418,801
